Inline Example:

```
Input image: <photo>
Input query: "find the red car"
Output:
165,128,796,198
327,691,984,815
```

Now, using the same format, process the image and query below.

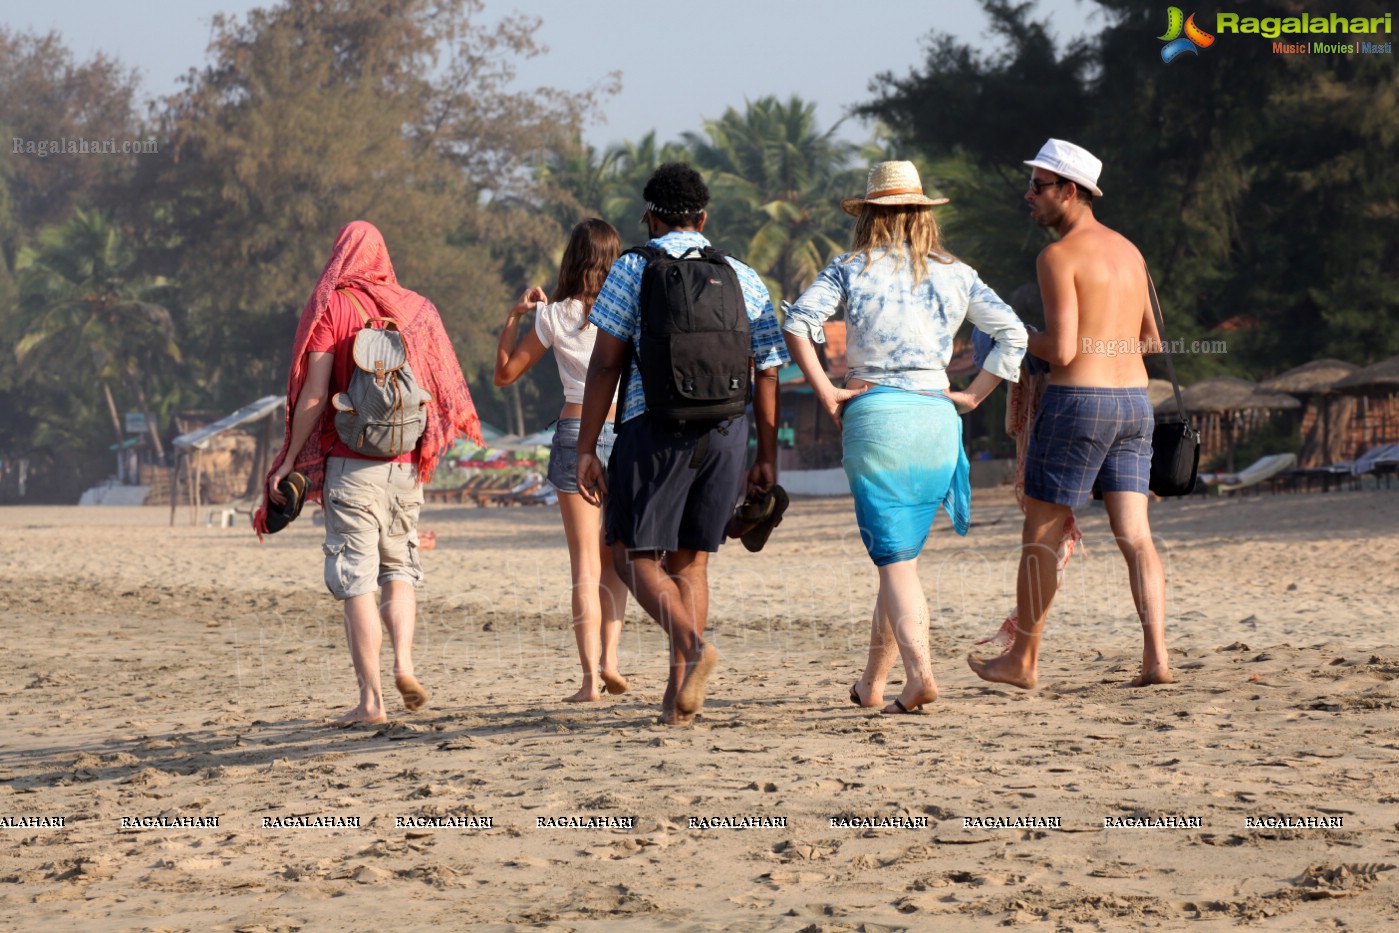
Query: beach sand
3,485,1398,930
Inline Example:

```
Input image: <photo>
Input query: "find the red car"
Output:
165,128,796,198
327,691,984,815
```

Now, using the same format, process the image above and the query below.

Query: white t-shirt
534,297,614,405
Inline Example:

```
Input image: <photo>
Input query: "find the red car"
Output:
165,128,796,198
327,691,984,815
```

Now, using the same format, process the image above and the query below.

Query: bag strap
623,244,663,262
1145,263,1190,425
337,288,400,331
338,288,371,324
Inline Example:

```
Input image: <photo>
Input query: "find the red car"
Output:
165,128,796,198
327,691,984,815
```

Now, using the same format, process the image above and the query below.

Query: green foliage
0,27,143,265
863,0,1399,381
6,0,1394,499
7,210,182,494
685,96,861,303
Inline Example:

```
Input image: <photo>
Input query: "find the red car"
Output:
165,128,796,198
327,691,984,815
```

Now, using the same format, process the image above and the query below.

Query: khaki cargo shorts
322,457,424,600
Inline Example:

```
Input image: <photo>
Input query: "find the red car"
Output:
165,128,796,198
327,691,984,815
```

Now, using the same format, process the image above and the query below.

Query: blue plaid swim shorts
1024,386,1154,506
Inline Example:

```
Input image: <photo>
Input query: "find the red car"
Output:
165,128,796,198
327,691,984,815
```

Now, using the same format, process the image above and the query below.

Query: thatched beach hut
1156,376,1300,471
1260,359,1358,467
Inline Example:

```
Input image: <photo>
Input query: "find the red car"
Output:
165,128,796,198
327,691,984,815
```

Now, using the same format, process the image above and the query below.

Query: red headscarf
254,221,482,535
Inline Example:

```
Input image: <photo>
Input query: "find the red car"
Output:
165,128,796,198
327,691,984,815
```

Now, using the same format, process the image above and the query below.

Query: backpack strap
613,247,663,433
338,288,371,324
623,244,663,262
338,288,397,331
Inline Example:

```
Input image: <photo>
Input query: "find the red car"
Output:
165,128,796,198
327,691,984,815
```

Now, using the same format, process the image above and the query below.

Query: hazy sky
10,0,1098,147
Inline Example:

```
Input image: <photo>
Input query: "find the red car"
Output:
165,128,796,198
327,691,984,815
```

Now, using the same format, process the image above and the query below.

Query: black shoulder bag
1146,266,1201,496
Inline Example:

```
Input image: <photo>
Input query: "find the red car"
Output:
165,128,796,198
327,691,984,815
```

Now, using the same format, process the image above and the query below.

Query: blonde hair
844,204,955,283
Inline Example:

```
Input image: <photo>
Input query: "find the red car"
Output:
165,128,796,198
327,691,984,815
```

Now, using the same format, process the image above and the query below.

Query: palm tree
15,209,181,461
685,96,861,303
534,137,623,226
603,131,693,238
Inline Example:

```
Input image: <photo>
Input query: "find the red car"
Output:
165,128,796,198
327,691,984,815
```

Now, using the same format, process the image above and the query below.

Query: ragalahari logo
1160,7,1216,62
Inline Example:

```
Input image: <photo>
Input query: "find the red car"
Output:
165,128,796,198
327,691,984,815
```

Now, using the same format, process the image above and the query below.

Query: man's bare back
1026,173,1157,388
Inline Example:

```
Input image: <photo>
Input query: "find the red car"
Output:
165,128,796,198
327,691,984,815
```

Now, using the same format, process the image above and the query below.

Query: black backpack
622,245,751,426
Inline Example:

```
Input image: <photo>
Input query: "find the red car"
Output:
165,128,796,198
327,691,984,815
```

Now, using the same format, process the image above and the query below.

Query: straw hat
1024,138,1104,197
840,161,949,216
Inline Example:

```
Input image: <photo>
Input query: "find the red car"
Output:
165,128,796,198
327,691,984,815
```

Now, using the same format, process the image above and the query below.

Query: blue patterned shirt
783,251,1027,389
590,231,790,423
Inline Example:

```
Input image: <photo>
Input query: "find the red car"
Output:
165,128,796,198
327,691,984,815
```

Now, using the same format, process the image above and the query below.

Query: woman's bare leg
558,491,614,701
854,587,897,708
876,558,938,713
598,522,630,694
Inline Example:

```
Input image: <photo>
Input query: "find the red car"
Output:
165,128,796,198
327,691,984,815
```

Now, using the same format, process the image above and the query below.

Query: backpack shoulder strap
623,245,662,262
337,288,372,325
612,248,663,433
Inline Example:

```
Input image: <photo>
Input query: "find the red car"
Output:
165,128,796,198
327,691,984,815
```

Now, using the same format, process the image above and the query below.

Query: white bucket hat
841,161,949,216
1024,138,1104,197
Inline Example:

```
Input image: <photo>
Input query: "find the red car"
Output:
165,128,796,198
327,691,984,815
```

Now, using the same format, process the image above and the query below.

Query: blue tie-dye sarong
842,385,970,566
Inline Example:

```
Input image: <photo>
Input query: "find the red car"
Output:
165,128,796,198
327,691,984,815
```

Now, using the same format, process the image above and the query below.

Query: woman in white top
495,218,630,702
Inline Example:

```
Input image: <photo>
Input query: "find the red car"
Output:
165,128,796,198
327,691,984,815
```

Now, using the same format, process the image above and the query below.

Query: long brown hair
844,204,956,284
553,218,621,327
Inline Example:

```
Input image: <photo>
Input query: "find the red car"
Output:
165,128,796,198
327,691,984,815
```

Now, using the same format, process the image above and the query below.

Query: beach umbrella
1331,354,1399,394
516,426,557,448
1260,360,1358,466
1260,359,1358,395
1155,376,1301,416
493,426,556,451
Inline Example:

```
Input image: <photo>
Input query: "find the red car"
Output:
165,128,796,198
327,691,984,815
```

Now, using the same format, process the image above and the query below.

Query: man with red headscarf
258,221,482,726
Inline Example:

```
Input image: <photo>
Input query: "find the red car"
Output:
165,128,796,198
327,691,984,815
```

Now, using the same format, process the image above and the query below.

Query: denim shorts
321,457,423,599
1024,386,1154,506
546,418,617,494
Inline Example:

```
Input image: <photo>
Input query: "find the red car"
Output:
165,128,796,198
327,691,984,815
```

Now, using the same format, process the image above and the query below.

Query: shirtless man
968,139,1172,689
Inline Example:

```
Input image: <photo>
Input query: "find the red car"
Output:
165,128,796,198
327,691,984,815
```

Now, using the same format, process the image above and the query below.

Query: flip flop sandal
727,490,773,539
883,698,925,715
740,485,788,553
264,471,308,534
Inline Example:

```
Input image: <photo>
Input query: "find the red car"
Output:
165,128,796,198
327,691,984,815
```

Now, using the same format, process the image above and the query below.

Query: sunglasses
1028,178,1071,194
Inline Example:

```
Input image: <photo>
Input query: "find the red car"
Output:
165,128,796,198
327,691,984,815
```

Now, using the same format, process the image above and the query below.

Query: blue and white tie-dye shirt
783,251,1027,390
589,231,790,423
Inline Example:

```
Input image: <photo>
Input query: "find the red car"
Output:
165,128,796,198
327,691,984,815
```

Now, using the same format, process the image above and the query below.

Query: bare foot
329,707,388,727
882,684,937,715
675,642,719,715
1130,665,1174,687
967,652,1038,690
564,687,602,702
658,708,696,726
394,674,430,711
600,670,630,695
656,694,693,726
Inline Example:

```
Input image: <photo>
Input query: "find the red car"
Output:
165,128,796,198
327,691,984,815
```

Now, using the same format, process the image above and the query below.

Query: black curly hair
642,162,709,228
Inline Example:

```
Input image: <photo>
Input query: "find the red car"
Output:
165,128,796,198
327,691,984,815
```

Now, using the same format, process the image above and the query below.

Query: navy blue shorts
605,414,748,553
1024,386,1153,506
